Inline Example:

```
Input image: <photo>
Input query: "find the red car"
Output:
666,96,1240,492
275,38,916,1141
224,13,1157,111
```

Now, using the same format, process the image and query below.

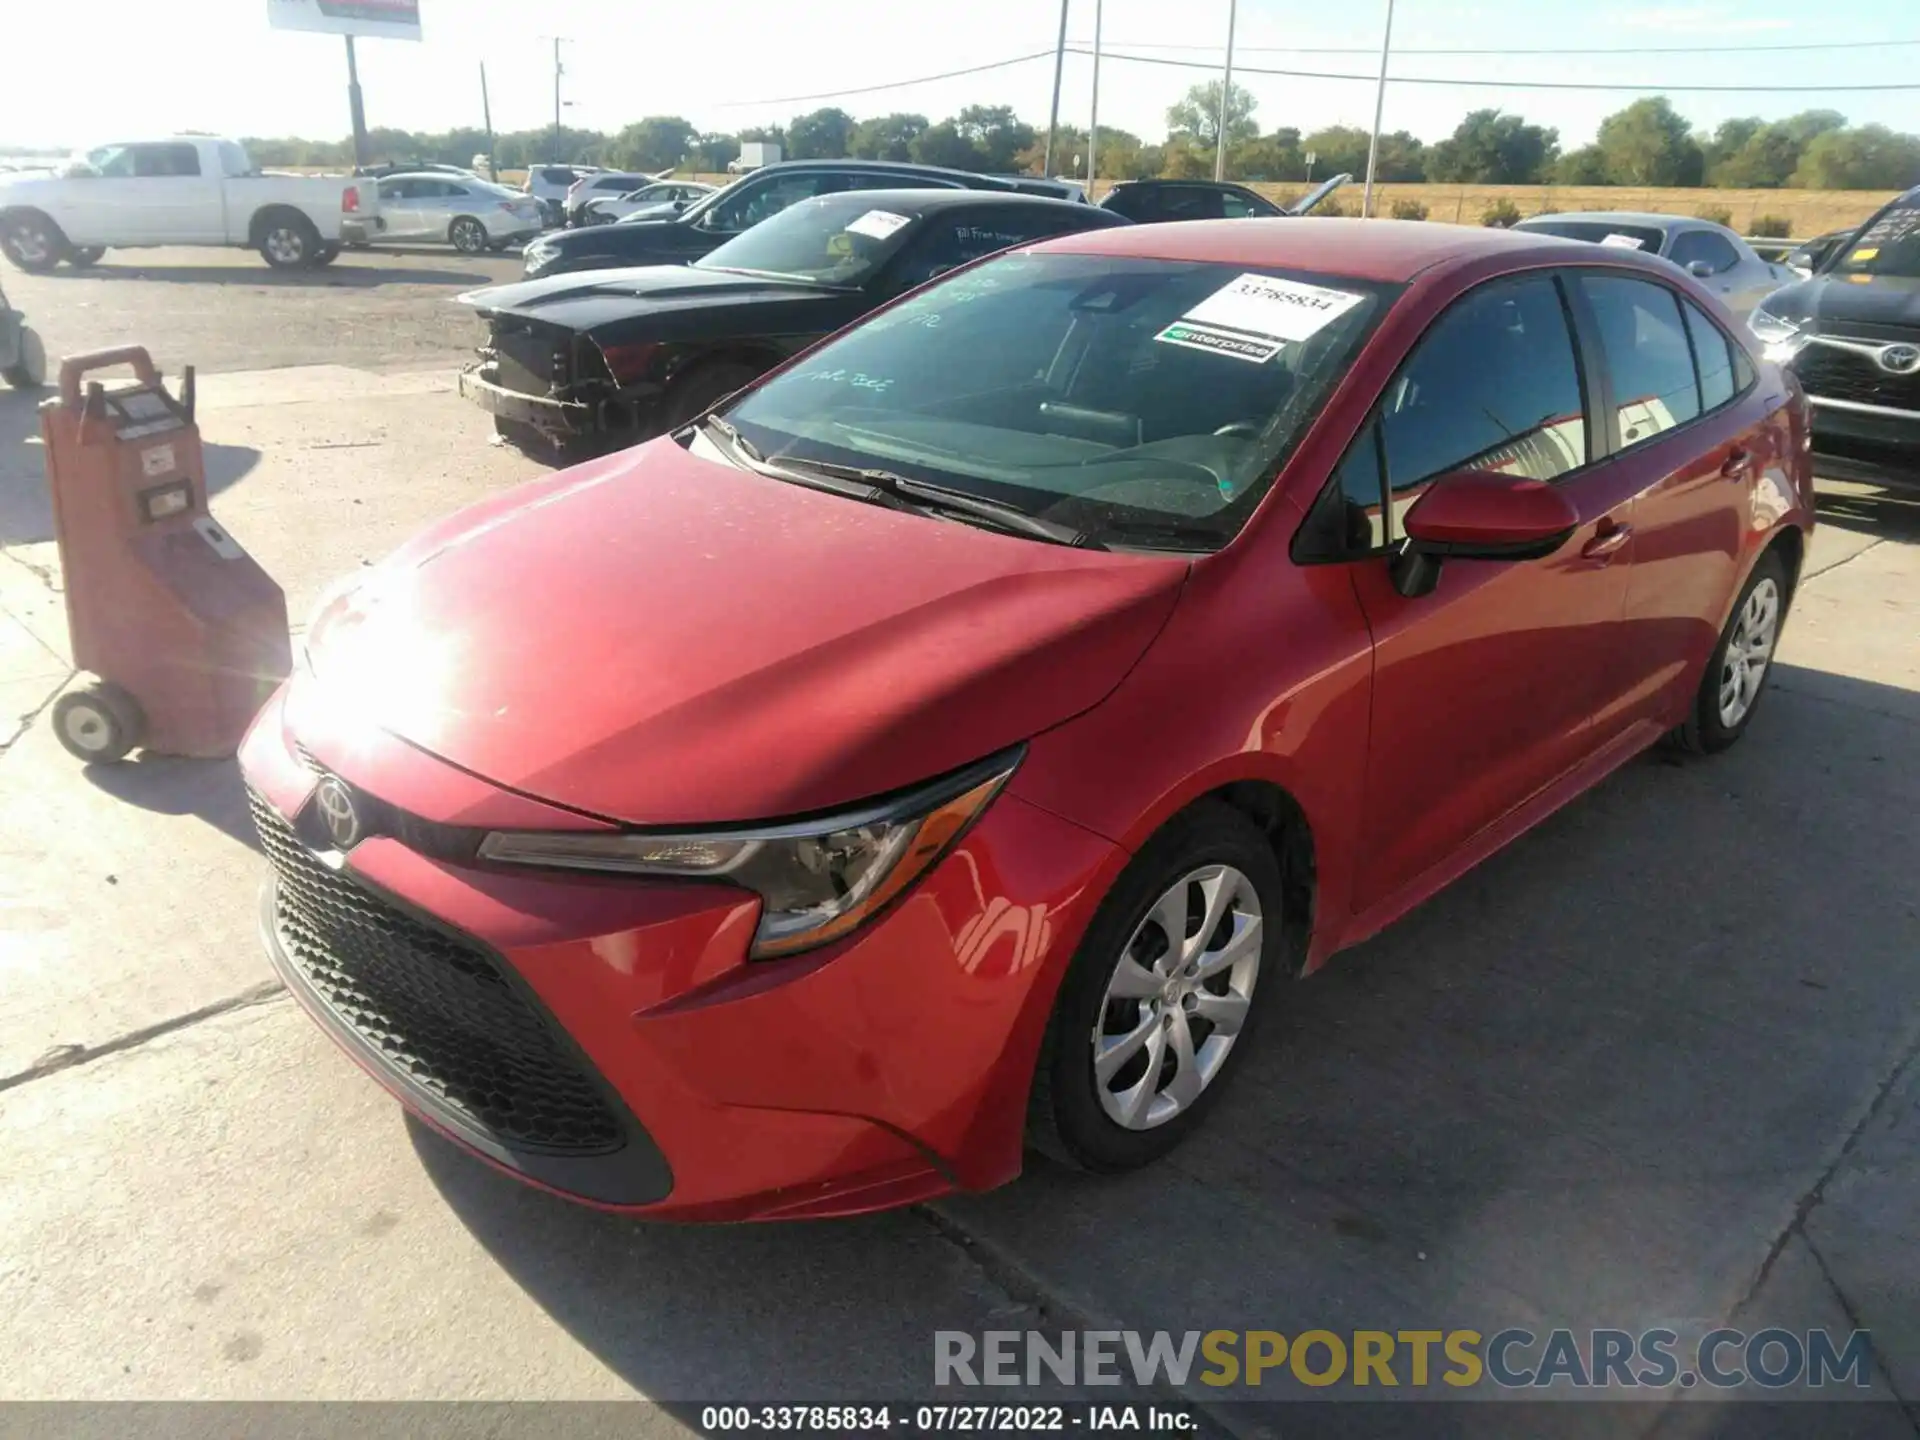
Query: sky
2,0,1917,155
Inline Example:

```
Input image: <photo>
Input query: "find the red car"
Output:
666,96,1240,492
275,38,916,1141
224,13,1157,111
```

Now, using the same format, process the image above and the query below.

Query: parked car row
251,212,1821,1221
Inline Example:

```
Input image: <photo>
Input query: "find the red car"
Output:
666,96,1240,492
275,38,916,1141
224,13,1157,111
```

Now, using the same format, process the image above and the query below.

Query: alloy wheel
1718,576,1780,728
1092,864,1263,1130
264,226,306,266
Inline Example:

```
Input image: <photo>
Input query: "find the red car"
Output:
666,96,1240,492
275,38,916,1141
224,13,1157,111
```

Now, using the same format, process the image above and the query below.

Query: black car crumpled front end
458,309,667,454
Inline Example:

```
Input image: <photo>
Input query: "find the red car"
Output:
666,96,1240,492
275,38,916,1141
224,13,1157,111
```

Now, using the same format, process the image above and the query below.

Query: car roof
1109,178,1258,191
1517,211,1694,229
379,170,489,184
1031,216,1650,282
803,187,1114,217
753,158,1013,188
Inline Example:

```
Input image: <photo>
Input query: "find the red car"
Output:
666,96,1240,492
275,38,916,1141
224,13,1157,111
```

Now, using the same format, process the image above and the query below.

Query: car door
1667,228,1762,316
1575,272,1770,730
376,178,424,240
1335,270,1644,912
133,142,221,242
62,143,158,245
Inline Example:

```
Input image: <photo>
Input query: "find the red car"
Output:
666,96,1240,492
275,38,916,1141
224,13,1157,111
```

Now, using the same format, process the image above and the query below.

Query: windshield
1830,203,1920,279
1518,220,1668,253
723,253,1396,550
693,194,923,287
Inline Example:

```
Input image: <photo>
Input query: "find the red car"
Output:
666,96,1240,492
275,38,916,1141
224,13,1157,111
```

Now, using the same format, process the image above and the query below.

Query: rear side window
539,167,575,185
1102,188,1164,222
134,143,202,178
1582,275,1702,448
1375,274,1588,531
1682,299,1737,411
1219,190,1267,219
1668,229,1740,276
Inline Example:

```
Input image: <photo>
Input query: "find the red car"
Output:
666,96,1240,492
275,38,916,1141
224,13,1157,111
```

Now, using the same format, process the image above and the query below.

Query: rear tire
52,678,145,764
1028,801,1286,1173
450,217,488,254
258,212,321,269
311,243,340,267
665,361,761,430
2,325,46,388
1,211,68,272
1670,550,1788,755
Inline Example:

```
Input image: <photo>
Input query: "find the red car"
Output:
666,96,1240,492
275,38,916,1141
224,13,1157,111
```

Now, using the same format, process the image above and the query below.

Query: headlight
478,749,1022,958
1749,307,1809,363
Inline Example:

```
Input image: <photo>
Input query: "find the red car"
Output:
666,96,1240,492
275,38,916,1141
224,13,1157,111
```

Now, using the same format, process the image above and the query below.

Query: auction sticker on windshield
846,210,912,240
1155,272,1365,364
1601,233,1646,249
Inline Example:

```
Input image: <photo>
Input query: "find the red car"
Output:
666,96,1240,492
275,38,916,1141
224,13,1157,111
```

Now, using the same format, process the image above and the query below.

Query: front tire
1671,550,1788,755
1029,802,1285,1172
1,211,68,272
449,217,488,254
51,678,145,764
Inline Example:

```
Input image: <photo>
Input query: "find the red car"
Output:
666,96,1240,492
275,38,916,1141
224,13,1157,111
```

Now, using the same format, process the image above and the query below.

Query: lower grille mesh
251,790,623,1155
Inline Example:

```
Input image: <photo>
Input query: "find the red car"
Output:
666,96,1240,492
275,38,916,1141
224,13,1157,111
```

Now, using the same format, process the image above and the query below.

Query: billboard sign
268,0,422,40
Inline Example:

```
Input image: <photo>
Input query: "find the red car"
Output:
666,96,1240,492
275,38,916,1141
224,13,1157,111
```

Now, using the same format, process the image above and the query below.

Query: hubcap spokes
1718,578,1780,728
1094,865,1263,1131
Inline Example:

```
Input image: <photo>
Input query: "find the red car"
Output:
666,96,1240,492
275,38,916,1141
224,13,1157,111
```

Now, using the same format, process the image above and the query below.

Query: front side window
1831,201,1920,279
703,173,838,232
134,144,201,178
1375,274,1588,531
218,142,252,178
723,253,1395,549
84,145,137,178
1667,229,1740,275
1582,275,1702,449
1220,190,1268,219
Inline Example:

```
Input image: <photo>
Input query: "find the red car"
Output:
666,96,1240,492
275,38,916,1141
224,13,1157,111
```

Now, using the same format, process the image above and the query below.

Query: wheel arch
247,203,314,247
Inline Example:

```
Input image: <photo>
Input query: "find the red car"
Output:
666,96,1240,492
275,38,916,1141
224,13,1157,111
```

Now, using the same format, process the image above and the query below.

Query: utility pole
1362,0,1397,218
344,35,369,169
1043,0,1070,178
480,62,496,181
1087,0,1102,192
541,36,572,158
1213,0,1237,182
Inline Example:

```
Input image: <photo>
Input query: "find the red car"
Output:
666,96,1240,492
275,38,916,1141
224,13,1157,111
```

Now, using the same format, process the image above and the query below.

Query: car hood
303,438,1187,825
459,264,844,334
534,216,685,257
1763,274,1920,330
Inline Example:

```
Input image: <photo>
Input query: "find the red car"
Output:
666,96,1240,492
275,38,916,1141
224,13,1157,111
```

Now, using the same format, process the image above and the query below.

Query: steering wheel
1212,420,1263,439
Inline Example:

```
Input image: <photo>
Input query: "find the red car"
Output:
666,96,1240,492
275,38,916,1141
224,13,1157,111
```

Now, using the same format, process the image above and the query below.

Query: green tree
609,117,697,172
1232,127,1303,181
1592,98,1703,185
1428,109,1559,184
1301,125,1374,180
1370,131,1428,182
1554,144,1609,185
849,113,929,161
909,121,981,170
1791,124,1920,189
687,133,737,173
1709,123,1803,188
954,105,1036,171
786,108,855,160
1165,80,1259,150
1703,117,1764,173
738,124,786,151
1779,109,1847,146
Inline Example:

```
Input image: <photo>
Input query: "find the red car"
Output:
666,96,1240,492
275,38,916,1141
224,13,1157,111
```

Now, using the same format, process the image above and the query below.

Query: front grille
251,790,623,1156
1794,343,1920,413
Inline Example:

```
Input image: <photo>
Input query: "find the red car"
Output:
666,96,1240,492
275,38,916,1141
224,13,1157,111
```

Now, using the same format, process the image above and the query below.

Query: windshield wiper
696,413,764,463
774,457,1095,548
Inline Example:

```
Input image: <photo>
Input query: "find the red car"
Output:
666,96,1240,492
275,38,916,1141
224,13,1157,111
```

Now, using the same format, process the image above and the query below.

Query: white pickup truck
0,136,350,273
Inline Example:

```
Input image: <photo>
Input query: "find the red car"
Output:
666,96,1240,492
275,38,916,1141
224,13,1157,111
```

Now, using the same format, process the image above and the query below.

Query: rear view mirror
1391,470,1579,598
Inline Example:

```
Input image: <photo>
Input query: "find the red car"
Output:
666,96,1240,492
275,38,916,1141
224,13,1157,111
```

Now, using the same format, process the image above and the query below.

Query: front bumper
458,362,596,434
1807,399,1920,491
239,679,1118,1221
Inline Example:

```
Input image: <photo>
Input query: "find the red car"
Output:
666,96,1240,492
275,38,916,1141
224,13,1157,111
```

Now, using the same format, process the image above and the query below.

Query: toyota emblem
1880,343,1920,375
313,776,363,851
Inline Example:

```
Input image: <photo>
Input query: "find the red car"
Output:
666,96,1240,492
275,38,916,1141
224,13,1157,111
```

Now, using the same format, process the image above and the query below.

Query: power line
1073,46,1920,92
717,50,1055,109
1072,35,1920,57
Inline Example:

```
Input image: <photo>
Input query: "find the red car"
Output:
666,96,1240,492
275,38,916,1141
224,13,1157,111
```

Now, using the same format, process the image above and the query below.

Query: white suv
521,164,597,227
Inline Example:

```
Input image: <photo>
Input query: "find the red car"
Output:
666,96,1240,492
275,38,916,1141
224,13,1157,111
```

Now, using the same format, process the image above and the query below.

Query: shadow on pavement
0,388,260,545
409,1115,1041,1411
83,753,261,853
1815,477,1920,542
38,258,491,288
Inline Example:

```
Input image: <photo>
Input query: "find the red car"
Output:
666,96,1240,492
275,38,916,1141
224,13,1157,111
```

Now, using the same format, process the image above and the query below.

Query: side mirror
1686,259,1715,278
1389,470,1579,598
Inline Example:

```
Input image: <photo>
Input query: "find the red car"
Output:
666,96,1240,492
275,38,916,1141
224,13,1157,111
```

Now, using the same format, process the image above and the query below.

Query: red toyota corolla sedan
243,220,1813,1221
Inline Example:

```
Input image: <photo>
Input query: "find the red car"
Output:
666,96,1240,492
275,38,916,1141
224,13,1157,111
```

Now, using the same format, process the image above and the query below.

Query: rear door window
132,143,202,178
1219,189,1267,219
1580,275,1702,449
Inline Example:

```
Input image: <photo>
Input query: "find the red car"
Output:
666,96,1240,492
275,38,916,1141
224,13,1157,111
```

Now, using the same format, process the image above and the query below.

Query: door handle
1580,523,1633,561
1720,449,1753,480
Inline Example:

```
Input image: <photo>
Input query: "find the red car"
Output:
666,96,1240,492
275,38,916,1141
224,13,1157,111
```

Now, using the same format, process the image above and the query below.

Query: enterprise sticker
845,209,912,240
1154,321,1285,364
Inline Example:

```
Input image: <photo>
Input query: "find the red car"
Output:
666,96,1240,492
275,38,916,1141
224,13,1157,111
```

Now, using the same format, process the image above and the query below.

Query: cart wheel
2,325,45,389
51,679,145,764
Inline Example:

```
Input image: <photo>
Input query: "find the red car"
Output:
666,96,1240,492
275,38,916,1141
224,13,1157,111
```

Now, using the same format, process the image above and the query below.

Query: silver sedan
344,173,546,253
1512,211,1791,318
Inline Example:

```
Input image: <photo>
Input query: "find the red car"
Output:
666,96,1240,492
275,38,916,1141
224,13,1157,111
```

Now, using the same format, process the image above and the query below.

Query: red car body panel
244,220,1815,1219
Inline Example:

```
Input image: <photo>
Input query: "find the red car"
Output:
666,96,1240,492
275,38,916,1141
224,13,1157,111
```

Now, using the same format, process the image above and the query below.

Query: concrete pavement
0,256,1916,1431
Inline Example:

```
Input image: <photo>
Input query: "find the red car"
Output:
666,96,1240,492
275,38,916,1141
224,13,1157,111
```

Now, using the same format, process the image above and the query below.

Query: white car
580,181,716,225
342,173,544,253
0,136,349,271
